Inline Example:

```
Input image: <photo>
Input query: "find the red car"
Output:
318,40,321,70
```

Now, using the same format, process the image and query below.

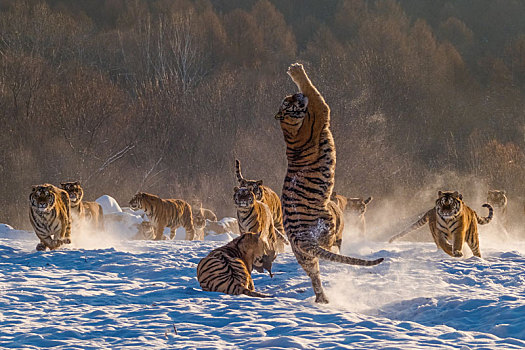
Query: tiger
233,186,288,277
235,159,284,235
29,184,72,251
60,181,104,232
129,192,196,240
487,190,508,231
274,62,384,303
388,191,493,258
331,192,373,237
190,199,218,240
197,232,272,298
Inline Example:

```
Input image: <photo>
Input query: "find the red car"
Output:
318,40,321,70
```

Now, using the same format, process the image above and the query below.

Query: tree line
0,0,523,228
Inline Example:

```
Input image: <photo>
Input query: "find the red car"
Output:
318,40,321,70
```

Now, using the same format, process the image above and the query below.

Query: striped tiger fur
129,192,196,240
235,159,284,235
275,63,383,303
388,191,493,258
487,190,508,231
331,192,372,237
29,184,72,251
60,181,104,232
233,186,288,277
197,232,272,298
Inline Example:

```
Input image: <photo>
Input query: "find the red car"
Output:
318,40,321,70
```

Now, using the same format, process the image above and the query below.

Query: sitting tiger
234,186,288,277
129,192,196,240
197,232,271,298
388,191,493,258
29,184,72,251
487,190,508,231
190,199,218,240
60,181,104,232
331,192,372,237
235,159,284,235
275,63,383,303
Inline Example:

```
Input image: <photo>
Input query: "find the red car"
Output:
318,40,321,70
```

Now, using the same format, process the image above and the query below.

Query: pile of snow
96,195,122,214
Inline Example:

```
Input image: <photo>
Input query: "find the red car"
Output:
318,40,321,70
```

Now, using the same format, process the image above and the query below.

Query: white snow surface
0,222,524,349
96,195,123,214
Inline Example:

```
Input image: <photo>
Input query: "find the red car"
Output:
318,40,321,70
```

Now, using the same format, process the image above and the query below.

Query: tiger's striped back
197,232,271,298
29,184,72,251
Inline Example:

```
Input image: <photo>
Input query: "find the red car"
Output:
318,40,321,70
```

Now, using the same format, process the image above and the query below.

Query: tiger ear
75,181,81,186
256,180,263,186
438,191,443,197
234,186,239,192
31,185,38,192
364,197,373,205
502,190,506,195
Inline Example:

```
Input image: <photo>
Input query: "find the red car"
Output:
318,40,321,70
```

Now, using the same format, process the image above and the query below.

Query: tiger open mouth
236,200,251,208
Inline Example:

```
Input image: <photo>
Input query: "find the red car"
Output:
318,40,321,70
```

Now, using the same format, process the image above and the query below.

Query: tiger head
435,191,463,219
238,179,264,201
233,186,256,208
60,181,83,207
347,197,373,215
190,200,206,229
129,192,145,211
30,184,58,213
274,93,309,130
487,190,507,208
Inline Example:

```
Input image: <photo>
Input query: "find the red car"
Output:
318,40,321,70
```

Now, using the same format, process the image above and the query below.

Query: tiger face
60,181,84,207
129,192,144,211
233,187,256,208
347,197,373,215
435,191,463,219
239,179,264,201
30,185,57,213
274,93,309,130
487,190,507,208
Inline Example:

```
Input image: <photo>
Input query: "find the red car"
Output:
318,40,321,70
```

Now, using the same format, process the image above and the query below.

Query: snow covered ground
1,217,524,349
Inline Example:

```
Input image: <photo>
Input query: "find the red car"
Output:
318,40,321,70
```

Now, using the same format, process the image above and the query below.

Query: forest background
0,0,523,228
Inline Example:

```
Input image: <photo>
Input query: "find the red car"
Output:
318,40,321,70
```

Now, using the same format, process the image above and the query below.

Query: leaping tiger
275,63,383,303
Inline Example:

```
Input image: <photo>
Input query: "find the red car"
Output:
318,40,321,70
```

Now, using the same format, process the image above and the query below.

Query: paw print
287,63,305,77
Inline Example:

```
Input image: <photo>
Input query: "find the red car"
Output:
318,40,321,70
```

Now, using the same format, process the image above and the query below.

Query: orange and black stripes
129,192,196,240
29,184,72,251
197,232,271,298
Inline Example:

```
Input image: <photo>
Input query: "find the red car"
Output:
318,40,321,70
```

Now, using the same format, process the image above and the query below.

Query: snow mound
96,195,122,214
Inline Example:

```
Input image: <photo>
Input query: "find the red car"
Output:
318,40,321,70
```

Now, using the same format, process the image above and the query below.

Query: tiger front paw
453,250,463,258
62,238,71,244
36,243,47,251
287,63,305,78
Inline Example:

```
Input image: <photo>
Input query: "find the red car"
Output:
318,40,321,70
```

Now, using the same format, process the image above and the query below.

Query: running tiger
487,190,508,231
233,186,287,277
60,181,104,232
388,191,493,257
275,63,383,303
129,192,196,240
29,184,72,251
235,159,284,235
331,192,373,237
197,232,271,298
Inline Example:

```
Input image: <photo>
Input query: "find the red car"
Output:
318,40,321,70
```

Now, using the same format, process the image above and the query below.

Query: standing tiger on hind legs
274,63,384,304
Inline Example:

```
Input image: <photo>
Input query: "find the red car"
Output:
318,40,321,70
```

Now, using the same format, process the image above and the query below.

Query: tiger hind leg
298,256,328,303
